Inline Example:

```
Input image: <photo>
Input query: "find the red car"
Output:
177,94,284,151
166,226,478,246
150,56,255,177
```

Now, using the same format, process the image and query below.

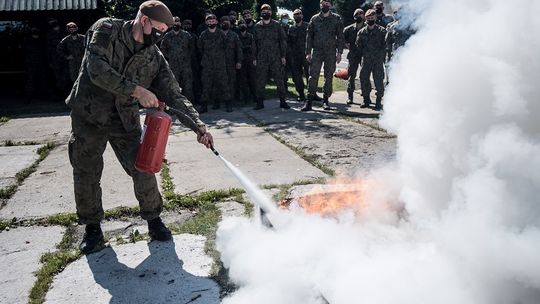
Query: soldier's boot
226,100,233,112
297,91,306,102
300,99,312,112
347,92,354,105
375,96,383,111
148,217,172,241
313,94,323,102
79,224,105,254
361,96,371,108
253,99,264,110
212,100,220,110
322,98,331,110
280,98,291,109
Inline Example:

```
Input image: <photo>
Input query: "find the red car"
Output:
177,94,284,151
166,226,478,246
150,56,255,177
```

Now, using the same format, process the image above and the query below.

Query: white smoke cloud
216,0,540,303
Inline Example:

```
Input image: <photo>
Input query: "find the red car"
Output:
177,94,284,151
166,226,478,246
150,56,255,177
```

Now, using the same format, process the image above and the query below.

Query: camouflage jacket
57,34,85,63
356,24,387,63
306,12,345,55
253,20,287,61
238,31,256,62
343,22,364,60
160,29,193,71
287,22,308,59
66,18,204,133
223,30,243,66
376,13,395,28
386,20,416,56
197,29,227,69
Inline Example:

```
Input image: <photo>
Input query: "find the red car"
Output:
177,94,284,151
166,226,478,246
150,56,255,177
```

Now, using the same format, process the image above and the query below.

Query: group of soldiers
159,0,414,113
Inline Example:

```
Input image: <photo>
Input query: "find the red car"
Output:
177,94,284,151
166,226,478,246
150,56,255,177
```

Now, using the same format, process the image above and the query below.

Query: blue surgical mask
281,18,289,25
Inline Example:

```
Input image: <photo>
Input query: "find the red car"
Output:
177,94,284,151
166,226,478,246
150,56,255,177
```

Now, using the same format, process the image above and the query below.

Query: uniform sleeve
278,24,287,58
56,38,68,59
386,29,394,58
355,30,363,52
151,52,205,134
306,18,314,55
336,16,345,54
159,35,170,60
86,19,138,98
235,34,243,63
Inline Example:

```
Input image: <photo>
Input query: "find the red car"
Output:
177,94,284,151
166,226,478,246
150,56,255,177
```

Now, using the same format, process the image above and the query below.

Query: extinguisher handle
158,101,166,112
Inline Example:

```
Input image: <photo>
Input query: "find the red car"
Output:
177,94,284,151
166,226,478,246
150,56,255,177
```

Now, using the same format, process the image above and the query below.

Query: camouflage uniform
238,31,258,103
253,19,288,103
223,30,243,102
66,18,204,224
343,22,364,100
376,13,395,28
198,29,231,108
385,20,415,60
160,29,195,103
356,24,386,107
287,21,309,99
57,33,85,82
186,30,202,105
306,12,345,100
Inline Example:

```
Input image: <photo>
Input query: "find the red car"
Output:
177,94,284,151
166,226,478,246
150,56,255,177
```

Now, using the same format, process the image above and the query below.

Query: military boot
79,223,105,254
322,98,331,110
361,96,371,108
148,217,172,241
313,94,323,102
347,92,354,105
300,99,312,112
280,98,291,109
375,96,383,111
253,100,264,110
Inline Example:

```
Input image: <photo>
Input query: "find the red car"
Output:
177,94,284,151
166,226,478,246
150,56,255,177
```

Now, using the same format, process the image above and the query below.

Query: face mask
354,16,363,23
367,20,376,26
239,26,247,32
143,21,164,46
376,8,383,14
294,16,302,23
261,13,271,20
173,24,180,31
222,24,230,30
281,18,289,25
69,29,78,35
245,18,252,23
321,6,330,13
208,23,217,29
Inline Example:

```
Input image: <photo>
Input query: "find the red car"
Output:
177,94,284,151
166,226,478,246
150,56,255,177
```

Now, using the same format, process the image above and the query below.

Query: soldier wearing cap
287,8,309,101
57,22,85,84
242,9,256,34
221,16,243,112
356,9,386,110
343,9,365,105
182,18,202,105
237,20,258,104
253,4,291,110
198,14,231,112
66,0,214,254
374,1,395,28
280,12,291,92
302,0,345,111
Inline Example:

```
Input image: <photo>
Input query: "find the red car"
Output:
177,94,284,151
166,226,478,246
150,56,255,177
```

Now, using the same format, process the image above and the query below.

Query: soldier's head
205,14,218,29
238,20,247,34
220,16,231,31
172,16,181,32
66,22,78,35
260,4,272,21
228,11,238,24
320,0,332,13
293,9,303,24
280,13,289,25
182,19,193,31
48,18,61,32
242,9,253,23
365,9,377,26
353,9,365,23
135,1,173,45
374,1,384,15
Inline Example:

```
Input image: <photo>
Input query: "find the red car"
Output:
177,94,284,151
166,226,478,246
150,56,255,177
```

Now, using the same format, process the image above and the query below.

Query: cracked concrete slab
0,114,71,145
45,234,219,304
0,145,41,191
0,226,65,304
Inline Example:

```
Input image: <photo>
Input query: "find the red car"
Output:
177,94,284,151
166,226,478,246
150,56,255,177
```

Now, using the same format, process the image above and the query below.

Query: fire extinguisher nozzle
210,146,219,156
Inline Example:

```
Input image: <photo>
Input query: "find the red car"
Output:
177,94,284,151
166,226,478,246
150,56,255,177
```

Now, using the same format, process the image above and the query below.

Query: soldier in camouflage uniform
302,0,344,111
237,20,258,104
385,8,416,61
280,12,291,93
374,1,395,28
253,4,290,110
287,9,309,101
343,9,365,105
356,9,386,110
221,16,243,112
242,9,256,35
57,22,85,84
182,19,202,106
160,16,195,103
66,1,214,254
198,14,231,112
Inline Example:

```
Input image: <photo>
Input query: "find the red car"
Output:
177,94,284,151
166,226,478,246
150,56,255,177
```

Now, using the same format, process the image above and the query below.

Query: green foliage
277,0,369,23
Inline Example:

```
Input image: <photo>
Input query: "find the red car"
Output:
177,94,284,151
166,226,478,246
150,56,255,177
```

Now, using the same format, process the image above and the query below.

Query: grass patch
0,116,10,124
263,74,346,99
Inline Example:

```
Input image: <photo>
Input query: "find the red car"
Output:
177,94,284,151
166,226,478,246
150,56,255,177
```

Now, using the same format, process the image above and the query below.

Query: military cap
374,1,384,6
242,9,252,16
229,10,237,16
365,9,376,17
293,9,303,15
280,12,289,18
220,16,230,23
139,0,174,26
182,19,193,25
353,8,364,16
173,16,180,23
205,14,217,21
260,4,272,11
66,22,77,28
320,0,332,4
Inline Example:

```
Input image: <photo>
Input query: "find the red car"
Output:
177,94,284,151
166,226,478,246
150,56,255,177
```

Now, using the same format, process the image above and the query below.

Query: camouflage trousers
256,58,286,101
200,65,231,106
68,115,163,224
289,54,306,98
171,65,195,104
347,57,364,99
360,59,385,102
225,64,238,101
238,58,257,102
308,50,337,99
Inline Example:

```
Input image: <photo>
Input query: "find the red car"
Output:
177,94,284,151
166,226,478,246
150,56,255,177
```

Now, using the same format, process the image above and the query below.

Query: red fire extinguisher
135,102,172,174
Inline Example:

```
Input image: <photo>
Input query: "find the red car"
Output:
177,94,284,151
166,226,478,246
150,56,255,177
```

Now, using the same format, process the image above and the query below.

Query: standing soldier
237,20,258,104
253,4,291,110
280,12,291,92
46,19,66,95
182,19,202,106
66,1,214,254
385,8,416,61
160,16,195,103
356,9,386,110
374,1,395,28
221,16,243,112
198,14,231,112
288,9,309,102
242,9,256,34
343,9,365,105
57,22,85,85
229,11,240,33
302,0,344,111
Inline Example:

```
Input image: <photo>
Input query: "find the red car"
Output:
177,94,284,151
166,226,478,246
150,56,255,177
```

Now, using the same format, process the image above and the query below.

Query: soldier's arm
86,19,137,98
336,16,345,54
56,38,68,59
305,19,314,55
235,34,243,63
355,30,363,53
159,36,169,60
152,51,205,134
251,34,258,59
278,24,287,58
385,30,393,59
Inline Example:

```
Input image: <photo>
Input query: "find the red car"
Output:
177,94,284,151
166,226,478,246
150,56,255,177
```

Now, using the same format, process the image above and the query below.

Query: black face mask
261,13,271,20
376,8,383,14
173,24,180,31
183,26,192,31
321,6,330,13
239,26,247,32
143,24,164,46
294,16,302,23
354,16,363,23
222,24,230,30
208,24,217,29
245,18,252,24
367,20,376,26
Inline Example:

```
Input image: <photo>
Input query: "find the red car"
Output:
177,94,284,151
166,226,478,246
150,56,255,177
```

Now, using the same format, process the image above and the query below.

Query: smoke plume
216,0,540,303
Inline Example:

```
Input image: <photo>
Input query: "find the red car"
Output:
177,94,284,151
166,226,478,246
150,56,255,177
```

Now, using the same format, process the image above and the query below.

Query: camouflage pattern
160,29,195,102
306,12,345,99
356,24,387,104
238,31,258,102
385,20,415,60
343,22,364,98
186,30,202,105
253,19,288,101
67,18,205,224
197,29,231,106
376,13,395,28
57,33,85,82
223,30,243,101
287,21,309,98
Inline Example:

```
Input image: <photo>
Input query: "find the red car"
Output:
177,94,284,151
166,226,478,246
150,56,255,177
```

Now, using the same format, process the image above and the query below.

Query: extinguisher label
140,124,147,144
